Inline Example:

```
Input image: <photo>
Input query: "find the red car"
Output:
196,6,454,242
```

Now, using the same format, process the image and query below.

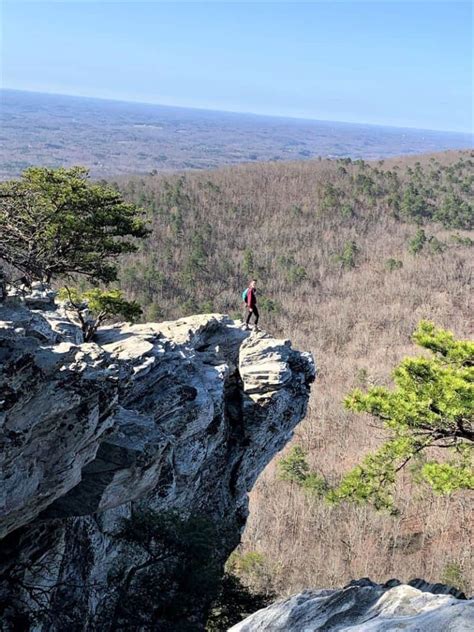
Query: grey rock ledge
0,297,315,628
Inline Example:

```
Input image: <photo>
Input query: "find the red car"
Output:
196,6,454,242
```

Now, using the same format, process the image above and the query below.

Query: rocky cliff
230,578,474,631
0,289,315,630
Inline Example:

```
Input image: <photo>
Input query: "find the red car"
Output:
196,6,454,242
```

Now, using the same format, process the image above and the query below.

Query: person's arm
247,288,253,309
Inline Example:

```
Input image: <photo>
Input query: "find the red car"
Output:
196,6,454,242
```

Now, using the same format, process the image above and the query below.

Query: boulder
229,578,474,631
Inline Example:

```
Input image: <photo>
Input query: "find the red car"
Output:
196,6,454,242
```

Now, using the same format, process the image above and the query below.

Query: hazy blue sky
2,1,472,132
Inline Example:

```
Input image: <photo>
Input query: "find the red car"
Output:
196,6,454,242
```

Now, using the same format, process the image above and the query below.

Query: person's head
249,279,257,289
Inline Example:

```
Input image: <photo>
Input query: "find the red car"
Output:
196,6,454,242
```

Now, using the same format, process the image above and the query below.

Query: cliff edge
0,289,315,629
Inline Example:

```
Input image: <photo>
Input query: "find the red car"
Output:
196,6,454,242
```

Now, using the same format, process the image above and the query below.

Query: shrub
440,561,468,595
385,258,403,271
58,287,142,341
340,203,354,218
243,248,255,277
450,234,473,247
278,446,310,484
259,296,281,314
333,241,359,269
427,236,446,255
287,265,307,283
408,229,427,255
400,184,433,223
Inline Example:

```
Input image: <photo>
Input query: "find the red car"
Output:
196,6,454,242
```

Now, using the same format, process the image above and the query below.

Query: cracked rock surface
230,578,474,631
0,297,315,629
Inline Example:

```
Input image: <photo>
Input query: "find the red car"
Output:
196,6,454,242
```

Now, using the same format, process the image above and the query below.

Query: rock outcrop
230,578,474,631
0,293,315,630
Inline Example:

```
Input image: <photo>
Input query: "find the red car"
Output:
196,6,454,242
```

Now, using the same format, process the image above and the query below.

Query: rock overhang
0,303,315,540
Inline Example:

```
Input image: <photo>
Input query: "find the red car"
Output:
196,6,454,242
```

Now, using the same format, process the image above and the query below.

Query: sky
1,1,472,133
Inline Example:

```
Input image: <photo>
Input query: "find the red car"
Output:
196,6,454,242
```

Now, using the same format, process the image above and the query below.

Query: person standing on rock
244,279,259,331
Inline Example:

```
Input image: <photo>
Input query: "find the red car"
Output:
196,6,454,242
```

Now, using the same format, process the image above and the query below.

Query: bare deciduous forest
112,150,473,596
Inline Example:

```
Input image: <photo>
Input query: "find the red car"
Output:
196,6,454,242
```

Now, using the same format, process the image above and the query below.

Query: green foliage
412,320,473,364
400,184,433,223
450,234,474,247
333,241,359,269
319,182,341,212
385,258,403,271
227,551,266,577
354,173,378,197
58,287,142,341
440,561,468,595
395,164,473,229
291,204,303,217
145,302,164,321
420,454,474,494
356,367,369,387
278,446,328,496
276,253,308,282
329,321,474,511
224,550,274,602
286,264,307,283
276,255,294,269
278,446,310,484
107,509,221,630
259,296,281,314
243,248,254,277
170,206,184,237
199,300,214,313
181,296,199,316
0,167,149,284
408,230,446,256
408,228,427,255
181,229,210,287
434,193,473,230
340,203,354,218
427,236,446,254
301,472,329,495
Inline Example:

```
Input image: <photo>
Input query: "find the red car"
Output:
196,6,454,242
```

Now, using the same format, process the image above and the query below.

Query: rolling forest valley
1,1,473,628
0,149,473,630
113,150,474,595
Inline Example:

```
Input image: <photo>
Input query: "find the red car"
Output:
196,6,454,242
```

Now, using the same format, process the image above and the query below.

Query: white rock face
0,297,315,629
230,579,474,632
0,304,118,538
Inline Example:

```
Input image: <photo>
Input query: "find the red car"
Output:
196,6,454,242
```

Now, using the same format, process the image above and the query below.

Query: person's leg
253,306,259,327
245,309,252,326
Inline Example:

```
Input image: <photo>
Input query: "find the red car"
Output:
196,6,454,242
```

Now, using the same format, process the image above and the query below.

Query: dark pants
246,306,259,326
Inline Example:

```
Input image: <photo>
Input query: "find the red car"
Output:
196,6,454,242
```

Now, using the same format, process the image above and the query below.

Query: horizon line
2,87,473,138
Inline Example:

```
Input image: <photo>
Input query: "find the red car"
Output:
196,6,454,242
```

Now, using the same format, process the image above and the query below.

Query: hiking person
243,279,259,331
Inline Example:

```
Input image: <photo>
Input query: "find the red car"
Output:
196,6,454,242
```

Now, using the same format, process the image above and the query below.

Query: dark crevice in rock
155,457,175,499
224,369,246,445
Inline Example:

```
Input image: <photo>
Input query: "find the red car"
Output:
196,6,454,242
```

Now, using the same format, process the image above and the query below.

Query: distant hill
0,89,472,179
